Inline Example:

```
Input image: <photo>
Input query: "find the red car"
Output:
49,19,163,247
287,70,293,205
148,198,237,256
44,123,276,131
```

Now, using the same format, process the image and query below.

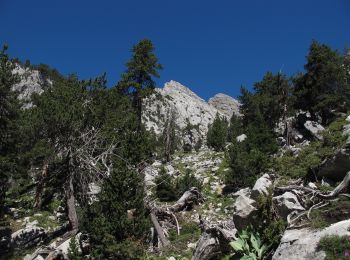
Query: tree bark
150,211,170,248
33,160,49,208
65,174,79,231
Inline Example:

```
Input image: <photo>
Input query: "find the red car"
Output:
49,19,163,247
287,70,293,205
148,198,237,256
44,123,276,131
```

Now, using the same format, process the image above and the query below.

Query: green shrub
175,169,202,198
318,235,350,260
229,227,268,260
155,167,177,202
255,190,286,249
274,117,348,178
68,237,82,260
225,143,271,188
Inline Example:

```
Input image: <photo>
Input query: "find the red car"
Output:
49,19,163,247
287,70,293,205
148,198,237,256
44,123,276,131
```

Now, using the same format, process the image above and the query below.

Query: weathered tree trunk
65,174,79,231
170,187,203,212
150,212,170,248
33,161,49,208
192,218,236,260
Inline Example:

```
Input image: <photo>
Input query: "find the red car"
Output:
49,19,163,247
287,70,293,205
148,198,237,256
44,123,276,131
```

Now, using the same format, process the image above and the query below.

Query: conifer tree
294,40,347,124
118,39,162,130
0,45,19,256
82,160,149,259
207,113,228,151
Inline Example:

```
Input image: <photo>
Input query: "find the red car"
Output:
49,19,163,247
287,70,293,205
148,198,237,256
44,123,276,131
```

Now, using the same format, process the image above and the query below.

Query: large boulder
273,219,350,260
251,174,273,200
303,120,325,140
232,193,258,230
273,192,305,219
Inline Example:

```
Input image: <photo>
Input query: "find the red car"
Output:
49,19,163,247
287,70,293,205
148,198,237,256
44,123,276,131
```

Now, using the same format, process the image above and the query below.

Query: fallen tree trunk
192,217,236,260
150,211,170,248
170,187,204,212
146,187,204,252
277,171,350,199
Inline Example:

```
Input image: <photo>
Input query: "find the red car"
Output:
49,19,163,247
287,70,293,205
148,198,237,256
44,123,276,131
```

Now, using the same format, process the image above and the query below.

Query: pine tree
118,39,162,130
82,160,149,259
207,113,228,151
0,45,19,256
294,40,346,124
227,113,243,142
240,72,292,130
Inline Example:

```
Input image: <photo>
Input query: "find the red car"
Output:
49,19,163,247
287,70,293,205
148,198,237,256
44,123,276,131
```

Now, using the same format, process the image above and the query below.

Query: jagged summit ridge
142,80,240,139
208,93,241,118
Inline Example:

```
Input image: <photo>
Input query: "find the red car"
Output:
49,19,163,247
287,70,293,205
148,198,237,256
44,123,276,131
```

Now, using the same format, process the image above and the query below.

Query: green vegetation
294,40,349,124
318,235,350,260
68,237,82,260
229,228,268,260
166,221,201,257
255,191,286,248
155,168,202,202
274,117,347,178
0,45,20,257
155,166,177,202
175,169,202,198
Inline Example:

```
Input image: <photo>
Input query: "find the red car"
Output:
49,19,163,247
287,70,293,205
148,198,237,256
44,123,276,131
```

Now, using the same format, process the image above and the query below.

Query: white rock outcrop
12,65,51,108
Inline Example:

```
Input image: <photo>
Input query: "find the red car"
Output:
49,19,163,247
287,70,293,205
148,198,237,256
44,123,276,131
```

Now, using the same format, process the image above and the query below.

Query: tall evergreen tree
0,45,19,256
207,113,228,151
240,72,292,129
294,40,347,124
118,39,162,130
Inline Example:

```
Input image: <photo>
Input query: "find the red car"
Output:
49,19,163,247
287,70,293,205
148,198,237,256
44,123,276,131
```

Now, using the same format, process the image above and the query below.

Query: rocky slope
142,80,240,146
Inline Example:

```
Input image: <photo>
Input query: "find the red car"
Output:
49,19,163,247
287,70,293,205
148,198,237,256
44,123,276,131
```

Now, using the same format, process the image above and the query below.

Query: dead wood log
277,171,350,199
146,187,204,251
192,217,236,260
169,187,204,212
33,161,49,208
150,211,170,248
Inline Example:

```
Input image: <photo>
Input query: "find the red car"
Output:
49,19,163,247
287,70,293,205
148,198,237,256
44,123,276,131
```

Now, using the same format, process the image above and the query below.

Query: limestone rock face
142,80,240,147
273,219,350,260
12,65,52,108
208,93,240,119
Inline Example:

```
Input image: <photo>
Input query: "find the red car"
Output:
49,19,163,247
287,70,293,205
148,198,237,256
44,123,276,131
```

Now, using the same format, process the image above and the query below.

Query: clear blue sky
1,0,349,100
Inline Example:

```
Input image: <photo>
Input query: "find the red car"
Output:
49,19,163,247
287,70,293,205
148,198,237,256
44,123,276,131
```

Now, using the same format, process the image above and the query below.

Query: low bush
318,235,350,260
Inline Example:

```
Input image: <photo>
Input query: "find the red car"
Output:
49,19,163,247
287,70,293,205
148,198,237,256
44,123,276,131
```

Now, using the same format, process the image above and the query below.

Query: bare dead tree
163,107,178,162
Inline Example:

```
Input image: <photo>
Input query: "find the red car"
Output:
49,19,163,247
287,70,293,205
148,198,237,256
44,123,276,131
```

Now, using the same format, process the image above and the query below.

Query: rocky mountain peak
142,80,240,148
208,93,241,119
